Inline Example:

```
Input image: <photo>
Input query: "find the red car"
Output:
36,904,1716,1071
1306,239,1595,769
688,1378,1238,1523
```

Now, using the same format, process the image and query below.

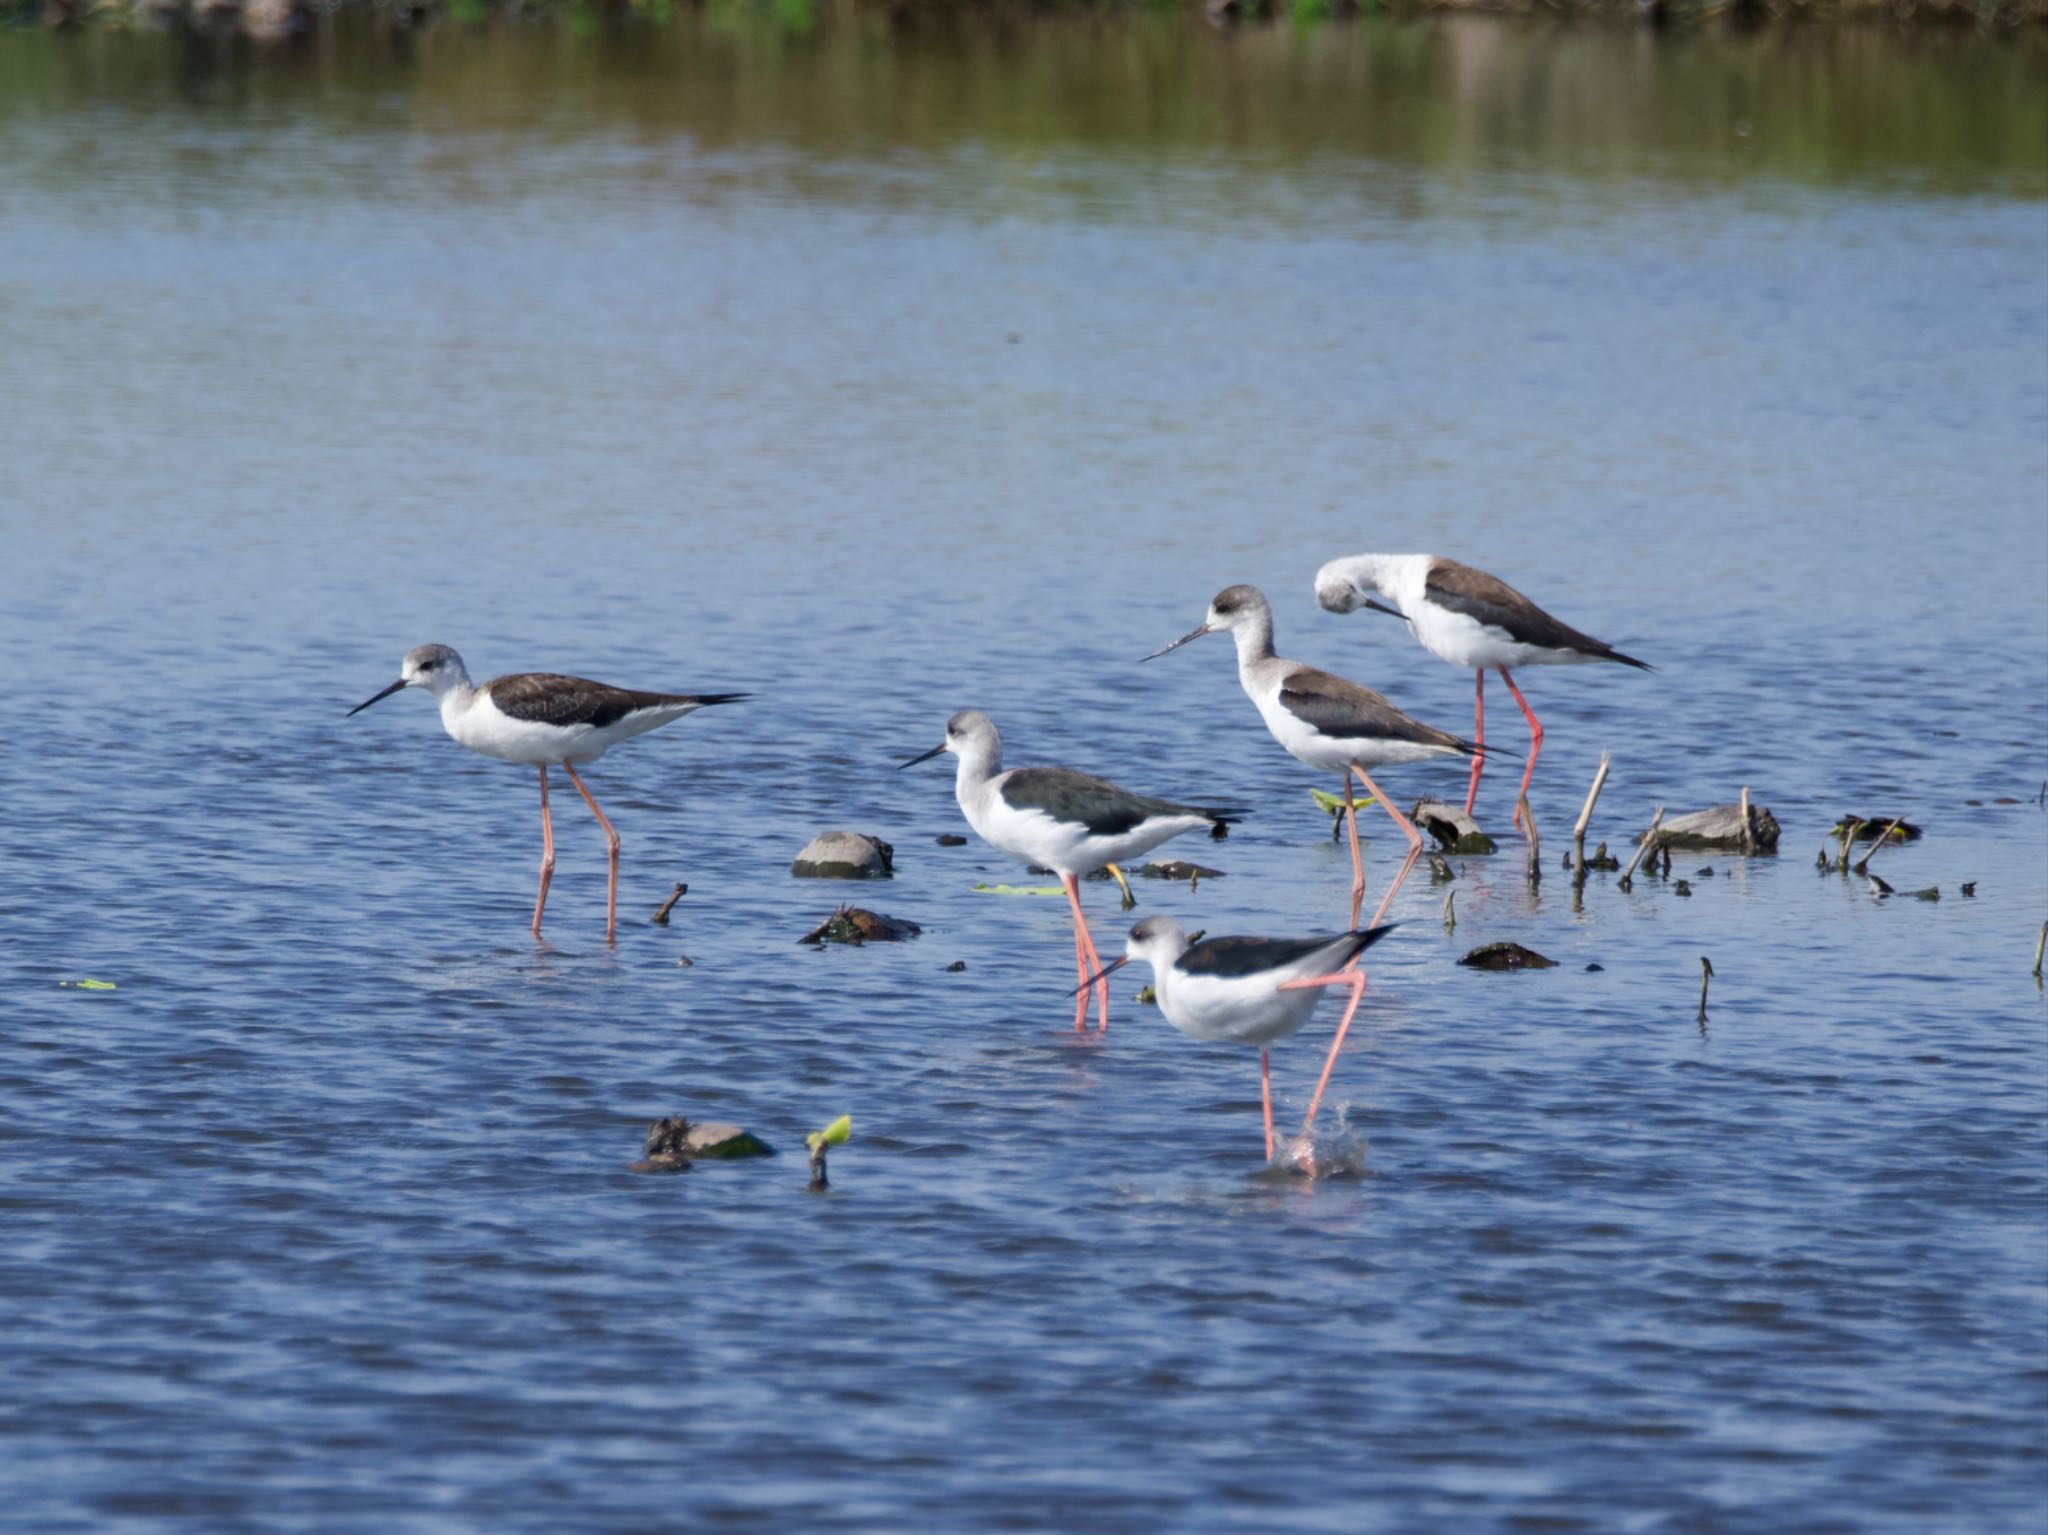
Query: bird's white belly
1157,970,1321,1046
1252,689,1451,775
964,796,1190,876
445,698,605,765
1410,604,1582,671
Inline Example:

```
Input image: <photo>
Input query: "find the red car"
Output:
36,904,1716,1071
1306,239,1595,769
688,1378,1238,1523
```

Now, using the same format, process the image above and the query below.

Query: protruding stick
2033,921,2046,980
1852,816,1904,877
1573,754,1611,849
1519,793,1540,888
1738,785,1753,855
651,883,686,925
1619,806,1664,892
1698,956,1713,1023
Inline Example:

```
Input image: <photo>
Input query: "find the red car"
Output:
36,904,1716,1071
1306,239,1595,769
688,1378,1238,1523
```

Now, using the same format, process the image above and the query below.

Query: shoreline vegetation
9,0,2046,33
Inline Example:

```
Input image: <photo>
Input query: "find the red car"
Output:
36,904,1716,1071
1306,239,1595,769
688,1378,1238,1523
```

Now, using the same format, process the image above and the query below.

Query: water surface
2,12,2045,1532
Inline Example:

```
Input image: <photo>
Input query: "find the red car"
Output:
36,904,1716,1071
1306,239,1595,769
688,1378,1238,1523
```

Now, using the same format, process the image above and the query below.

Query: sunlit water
2,11,2045,1531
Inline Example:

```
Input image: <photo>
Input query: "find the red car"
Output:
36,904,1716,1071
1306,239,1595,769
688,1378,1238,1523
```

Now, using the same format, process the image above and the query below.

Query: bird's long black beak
1142,624,1211,662
1359,598,1404,617
898,742,947,770
1068,954,1131,995
347,678,409,717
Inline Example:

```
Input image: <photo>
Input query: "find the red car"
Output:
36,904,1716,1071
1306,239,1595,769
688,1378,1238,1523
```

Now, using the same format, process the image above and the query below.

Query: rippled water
3,11,2045,1531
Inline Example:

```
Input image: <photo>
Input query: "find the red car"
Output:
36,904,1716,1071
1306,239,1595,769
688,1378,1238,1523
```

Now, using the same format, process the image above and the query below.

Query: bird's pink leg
1351,765,1424,931
562,762,621,943
1260,1046,1276,1164
1342,773,1366,930
1464,669,1486,817
531,765,556,940
1277,967,1369,1148
1499,668,1543,832
1068,903,1092,1032
1062,874,1110,1032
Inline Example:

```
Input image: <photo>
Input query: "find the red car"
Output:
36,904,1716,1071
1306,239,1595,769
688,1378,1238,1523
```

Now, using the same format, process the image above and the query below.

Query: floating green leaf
806,1114,852,1152
59,979,118,991
1309,788,1374,815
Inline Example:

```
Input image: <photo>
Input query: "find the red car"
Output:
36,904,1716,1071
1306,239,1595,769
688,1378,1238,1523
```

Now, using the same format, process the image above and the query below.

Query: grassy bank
9,0,2047,33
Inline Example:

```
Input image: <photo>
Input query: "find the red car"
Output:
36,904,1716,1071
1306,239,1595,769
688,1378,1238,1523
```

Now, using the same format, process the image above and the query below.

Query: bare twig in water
1738,786,1753,855
1619,806,1664,893
1443,889,1456,934
1573,753,1612,848
1698,956,1713,1025
2034,921,2046,980
651,883,687,925
1520,793,1540,888
1837,818,1862,875
1852,816,1905,877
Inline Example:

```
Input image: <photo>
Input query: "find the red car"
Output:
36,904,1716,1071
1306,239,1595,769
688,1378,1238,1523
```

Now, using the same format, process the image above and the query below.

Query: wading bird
1081,915,1396,1165
348,644,746,942
902,710,1241,1032
1146,585,1490,929
1314,554,1649,828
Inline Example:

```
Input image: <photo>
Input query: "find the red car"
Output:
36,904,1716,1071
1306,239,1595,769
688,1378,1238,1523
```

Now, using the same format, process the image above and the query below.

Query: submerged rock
799,906,922,945
792,830,894,879
1457,942,1557,971
1413,798,1496,856
1140,860,1224,880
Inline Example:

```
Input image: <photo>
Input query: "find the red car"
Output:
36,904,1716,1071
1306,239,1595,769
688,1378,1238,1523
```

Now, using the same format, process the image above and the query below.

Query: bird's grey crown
1210,584,1264,617
1129,916,1185,948
404,643,463,673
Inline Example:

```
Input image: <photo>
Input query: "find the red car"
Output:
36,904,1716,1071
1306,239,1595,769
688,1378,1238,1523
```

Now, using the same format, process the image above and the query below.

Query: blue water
3,15,2046,1532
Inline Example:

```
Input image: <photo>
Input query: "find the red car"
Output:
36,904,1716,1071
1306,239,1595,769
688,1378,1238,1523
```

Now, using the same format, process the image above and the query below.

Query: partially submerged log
1653,803,1780,853
1457,942,1556,971
1412,798,1496,856
799,906,922,945
791,830,895,879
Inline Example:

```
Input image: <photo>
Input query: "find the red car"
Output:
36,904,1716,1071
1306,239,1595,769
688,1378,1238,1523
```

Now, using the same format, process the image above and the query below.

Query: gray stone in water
1457,942,1557,971
792,830,894,879
1654,803,1781,853
1412,797,1496,856
684,1122,776,1159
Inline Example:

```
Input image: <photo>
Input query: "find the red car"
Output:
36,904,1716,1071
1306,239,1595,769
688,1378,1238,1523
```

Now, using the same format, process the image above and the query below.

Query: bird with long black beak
348,644,745,942
900,709,1242,1032
1145,585,1497,930
1078,915,1397,1167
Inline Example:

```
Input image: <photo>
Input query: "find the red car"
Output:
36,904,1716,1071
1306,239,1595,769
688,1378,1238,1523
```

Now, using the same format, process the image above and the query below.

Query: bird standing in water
348,644,746,942
1314,554,1649,828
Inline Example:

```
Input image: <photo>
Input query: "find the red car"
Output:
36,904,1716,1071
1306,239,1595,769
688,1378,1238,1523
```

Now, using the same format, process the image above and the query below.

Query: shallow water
2,11,2045,1532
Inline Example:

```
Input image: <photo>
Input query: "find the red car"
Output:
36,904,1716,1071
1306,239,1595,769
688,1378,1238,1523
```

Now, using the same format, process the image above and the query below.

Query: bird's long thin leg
1069,905,1092,1032
1106,862,1136,911
1062,874,1110,1032
562,762,621,943
1342,773,1366,930
1260,1046,1276,1165
531,765,556,940
1499,668,1543,833
1352,765,1424,931
1464,669,1486,817
1277,967,1369,1150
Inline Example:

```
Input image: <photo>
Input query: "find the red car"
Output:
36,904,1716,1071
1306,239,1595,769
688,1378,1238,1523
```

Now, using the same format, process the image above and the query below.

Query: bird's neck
951,743,1002,808
435,677,481,729
1230,611,1276,672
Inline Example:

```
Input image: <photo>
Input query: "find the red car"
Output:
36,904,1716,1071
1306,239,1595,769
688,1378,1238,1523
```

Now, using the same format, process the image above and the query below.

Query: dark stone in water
1458,942,1557,971
1657,804,1781,852
1961,882,1977,897
800,906,922,945
1830,815,1923,843
935,833,968,846
1586,963,1604,972
1413,797,1495,856
945,960,966,972
1141,860,1224,880
1697,867,1715,877
1674,880,1693,897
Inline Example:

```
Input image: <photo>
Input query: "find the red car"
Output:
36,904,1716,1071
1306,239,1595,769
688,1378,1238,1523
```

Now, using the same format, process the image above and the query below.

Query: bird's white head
1143,584,1272,661
1124,914,1193,969
1315,554,1423,617
348,643,471,716
899,708,1002,777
